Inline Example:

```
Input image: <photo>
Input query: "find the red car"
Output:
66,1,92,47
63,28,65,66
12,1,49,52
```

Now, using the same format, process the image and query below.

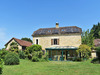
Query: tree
25,45,43,60
25,45,42,54
76,44,91,59
91,22,100,39
81,29,94,48
21,37,33,43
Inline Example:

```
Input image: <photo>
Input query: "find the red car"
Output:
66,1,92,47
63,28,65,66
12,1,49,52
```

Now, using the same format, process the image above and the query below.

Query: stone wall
33,34,81,50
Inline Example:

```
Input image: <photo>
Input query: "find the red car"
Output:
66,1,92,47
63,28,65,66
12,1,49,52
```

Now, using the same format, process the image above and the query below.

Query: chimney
56,23,59,28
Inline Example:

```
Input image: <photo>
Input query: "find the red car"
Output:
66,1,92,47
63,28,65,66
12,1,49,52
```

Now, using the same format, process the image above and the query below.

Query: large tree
21,37,33,43
81,29,94,48
91,22,100,39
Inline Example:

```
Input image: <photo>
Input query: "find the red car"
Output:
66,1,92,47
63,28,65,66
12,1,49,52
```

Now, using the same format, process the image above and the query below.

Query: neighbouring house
5,38,32,50
32,23,82,61
91,39,100,58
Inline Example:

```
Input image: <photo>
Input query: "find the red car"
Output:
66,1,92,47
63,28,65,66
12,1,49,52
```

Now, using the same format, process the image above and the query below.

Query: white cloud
0,28,7,49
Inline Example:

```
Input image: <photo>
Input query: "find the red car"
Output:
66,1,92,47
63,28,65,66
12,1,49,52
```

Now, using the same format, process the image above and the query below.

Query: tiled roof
5,38,32,47
32,26,82,36
94,39,100,47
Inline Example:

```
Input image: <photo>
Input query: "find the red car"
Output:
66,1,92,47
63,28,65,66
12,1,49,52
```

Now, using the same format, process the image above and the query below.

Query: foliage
95,47,100,59
43,53,49,61
32,56,39,62
0,57,3,74
25,45,42,60
73,57,83,61
18,51,25,59
25,45,48,62
25,45,42,54
21,37,33,43
91,58,100,64
91,22,100,39
76,44,91,59
10,42,18,46
82,29,94,48
9,42,19,53
0,49,9,60
4,52,20,65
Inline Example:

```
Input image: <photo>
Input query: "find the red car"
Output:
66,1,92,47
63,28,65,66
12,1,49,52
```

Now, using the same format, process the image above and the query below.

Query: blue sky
0,0,100,49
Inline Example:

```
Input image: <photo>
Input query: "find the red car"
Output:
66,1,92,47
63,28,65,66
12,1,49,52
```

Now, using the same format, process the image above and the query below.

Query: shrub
32,56,39,62
0,49,8,59
91,58,100,64
18,51,25,59
4,52,20,65
28,54,32,60
95,47,100,59
73,57,83,61
26,45,42,54
0,59,3,74
76,44,91,60
43,53,49,61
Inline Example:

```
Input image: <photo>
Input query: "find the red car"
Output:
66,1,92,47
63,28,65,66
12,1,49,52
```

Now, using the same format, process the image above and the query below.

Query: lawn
2,59,100,75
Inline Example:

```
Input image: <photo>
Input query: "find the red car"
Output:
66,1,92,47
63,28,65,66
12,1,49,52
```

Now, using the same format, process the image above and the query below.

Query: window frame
36,39,38,45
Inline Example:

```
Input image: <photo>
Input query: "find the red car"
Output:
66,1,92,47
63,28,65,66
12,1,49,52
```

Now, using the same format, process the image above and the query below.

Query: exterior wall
6,39,22,50
91,50,97,58
33,34,81,50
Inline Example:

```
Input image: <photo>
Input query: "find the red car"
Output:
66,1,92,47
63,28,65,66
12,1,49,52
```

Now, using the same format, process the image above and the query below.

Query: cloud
0,28,7,49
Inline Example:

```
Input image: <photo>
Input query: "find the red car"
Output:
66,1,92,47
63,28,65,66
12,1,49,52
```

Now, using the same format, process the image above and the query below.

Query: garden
1,23,100,75
2,59,100,75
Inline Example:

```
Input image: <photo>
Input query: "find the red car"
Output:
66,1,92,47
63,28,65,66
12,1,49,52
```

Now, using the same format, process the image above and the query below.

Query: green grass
2,59,100,75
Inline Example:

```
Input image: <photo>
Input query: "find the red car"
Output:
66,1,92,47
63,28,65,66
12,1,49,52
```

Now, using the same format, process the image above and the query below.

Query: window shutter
51,39,54,45
57,39,59,45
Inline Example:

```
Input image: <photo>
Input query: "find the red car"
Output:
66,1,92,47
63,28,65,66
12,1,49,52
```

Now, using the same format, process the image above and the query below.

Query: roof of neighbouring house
32,26,82,37
94,39,100,47
5,38,32,47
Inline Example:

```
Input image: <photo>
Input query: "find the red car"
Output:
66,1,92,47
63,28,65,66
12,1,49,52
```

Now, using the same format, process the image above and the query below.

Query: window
51,39,59,45
36,39,38,44
54,39,57,45
61,29,64,31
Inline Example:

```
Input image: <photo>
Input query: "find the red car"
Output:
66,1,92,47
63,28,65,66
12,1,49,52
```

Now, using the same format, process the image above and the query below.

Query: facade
5,38,32,50
32,23,82,61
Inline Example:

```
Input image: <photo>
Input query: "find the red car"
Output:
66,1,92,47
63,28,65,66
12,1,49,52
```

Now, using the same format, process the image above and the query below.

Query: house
91,39,100,58
32,23,82,61
94,39,100,47
5,38,32,50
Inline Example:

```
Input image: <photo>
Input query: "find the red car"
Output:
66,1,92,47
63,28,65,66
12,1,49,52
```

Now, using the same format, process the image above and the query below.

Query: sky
0,0,100,49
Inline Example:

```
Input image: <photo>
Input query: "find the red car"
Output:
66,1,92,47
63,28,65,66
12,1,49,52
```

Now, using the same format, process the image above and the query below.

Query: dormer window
61,29,64,31
48,30,51,32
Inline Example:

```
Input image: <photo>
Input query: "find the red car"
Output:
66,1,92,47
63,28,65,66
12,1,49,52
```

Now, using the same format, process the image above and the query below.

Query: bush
91,58,100,64
28,54,32,60
76,44,91,60
26,45,42,54
0,59,3,74
4,52,20,65
18,51,25,59
95,47,100,59
73,57,83,61
32,56,39,62
0,49,8,60
43,53,49,61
